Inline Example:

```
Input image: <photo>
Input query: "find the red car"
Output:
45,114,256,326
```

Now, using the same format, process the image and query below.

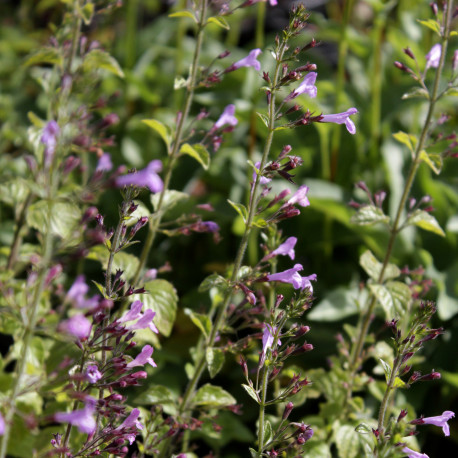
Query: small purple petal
96,153,113,172
85,365,102,383
319,108,358,134
292,72,318,99
233,49,262,71
214,104,238,129
59,314,92,340
287,185,310,207
402,446,429,458
126,344,157,368
55,404,96,434
252,161,271,185
116,160,164,193
271,237,297,260
425,44,441,70
115,408,143,431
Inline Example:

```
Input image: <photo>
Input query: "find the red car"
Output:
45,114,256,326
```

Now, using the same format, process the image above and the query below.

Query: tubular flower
85,365,102,384
425,44,441,70
412,411,455,436
253,161,271,185
285,185,310,208
227,49,262,72
214,104,238,129
59,314,92,340
0,413,4,436
402,446,429,458
271,237,297,260
96,153,113,172
114,408,143,445
260,324,281,366
55,399,96,434
318,108,358,134
126,344,157,368
116,160,163,193
119,301,158,334
290,72,318,99
41,120,60,167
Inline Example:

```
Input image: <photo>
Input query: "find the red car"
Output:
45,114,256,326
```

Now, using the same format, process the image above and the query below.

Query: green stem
347,0,453,404
257,366,270,456
131,0,209,290
66,0,82,75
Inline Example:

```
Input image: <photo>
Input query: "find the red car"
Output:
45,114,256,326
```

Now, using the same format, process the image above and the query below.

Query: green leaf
184,308,211,338
417,19,441,35
86,246,140,281
393,131,416,154
83,49,124,78
335,424,360,458
227,199,248,222
151,190,188,213
134,385,177,415
369,281,411,318
393,377,406,388
193,384,236,408
179,143,210,170
133,279,178,337
142,119,172,150
24,48,63,67
406,209,445,236
419,150,442,174
255,112,269,128
379,358,392,383
207,16,230,30
198,273,227,292
27,201,82,240
308,286,361,321
252,217,267,228
263,420,273,445
79,2,94,24
351,205,390,226
249,448,258,458
402,87,429,100
206,347,225,378
91,280,106,297
360,250,400,282
169,11,197,22
241,383,260,403
27,111,45,128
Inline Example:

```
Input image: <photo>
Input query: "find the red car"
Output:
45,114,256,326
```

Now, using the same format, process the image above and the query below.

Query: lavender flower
267,264,317,293
66,275,99,310
85,365,103,383
253,161,271,185
271,237,297,260
227,49,262,72
126,344,157,368
402,446,429,458
214,104,238,129
318,108,358,134
260,323,281,366
41,120,60,168
425,43,441,70
286,185,310,207
0,413,4,436
119,301,159,334
116,160,163,193
59,314,92,340
289,72,318,100
412,411,455,436
114,408,143,445
55,399,96,434
96,153,113,172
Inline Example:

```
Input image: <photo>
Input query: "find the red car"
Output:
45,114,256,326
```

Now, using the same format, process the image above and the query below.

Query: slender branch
257,366,270,456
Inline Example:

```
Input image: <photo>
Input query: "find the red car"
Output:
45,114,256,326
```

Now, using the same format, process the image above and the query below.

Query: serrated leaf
83,49,124,78
227,199,248,222
27,201,82,239
369,281,411,318
241,384,260,403
419,150,442,174
360,250,400,281
198,273,227,292
393,131,416,154
24,48,63,67
207,16,230,30
184,308,212,338
133,280,178,337
179,143,210,170
417,19,441,35
151,190,188,213
351,205,390,226
142,119,171,150
335,424,360,458
402,87,429,100
169,11,197,22
206,347,225,378
255,112,269,128
379,358,392,383
406,209,445,236
193,384,236,408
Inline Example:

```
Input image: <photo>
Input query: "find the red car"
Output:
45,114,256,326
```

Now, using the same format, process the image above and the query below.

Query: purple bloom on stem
119,300,143,324
229,49,262,72
0,413,4,436
290,72,318,99
318,108,358,134
253,161,271,185
41,120,60,167
425,43,441,70
201,221,220,233
116,160,163,193
214,104,238,129
128,309,159,334
414,411,455,436
115,408,143,431
67,275,99,310
59,314,92,340
55,401,96,434
267,264,317,293
85,365,102,383
260,323,281,366
402,446,429,458
286,185,310,207
271,237,297,260
126,344,157,368
96,153,113,172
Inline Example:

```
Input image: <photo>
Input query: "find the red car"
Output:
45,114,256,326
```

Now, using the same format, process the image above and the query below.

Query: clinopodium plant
0,1,456,457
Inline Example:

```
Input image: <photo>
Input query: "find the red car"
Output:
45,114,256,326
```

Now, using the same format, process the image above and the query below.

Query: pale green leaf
24,48,63,67
193,384,236,407
169,11,197,22
393,131,416,154
360,250,400,281
402,87,430,100
142,119,171,150
207,16,230,30
419,150,442,174
241,383,260,403
198,273,227,292
79,2,94,24
179,143,210,170
184,308,211,338
406,209,445,236
335,424,361,458
351,205,390,226
227,199,248,222
151,190,189,213
369,281,411,318
417,19,441,35
255,112,269,128
134,385,177,415
379,358,392,383
206,347,225,378
83,49,124,78
86,246,140,281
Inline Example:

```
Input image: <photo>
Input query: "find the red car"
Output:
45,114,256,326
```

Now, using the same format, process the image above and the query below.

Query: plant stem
130,0,209,291
346,0,453,405
257,366,270,456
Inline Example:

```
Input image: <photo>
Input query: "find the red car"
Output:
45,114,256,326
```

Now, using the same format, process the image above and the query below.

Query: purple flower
119,301,159,334
289,72,318,99
85,365,102,383
115,408,143,431
126,344,157,368
0,413,4,436
214,104,238,129
414,411,455,436
286,185,310,207
55,400,96,434
116,160,163,193
453,50,458,72
59,314,92,340
96,153,113,172
267,264,317,293
260,323,281,366
66,275,99,310
229,49,262,72
271,237,297,260
252,161,271,185
318,108,358,134
41,120,60,167
201,221,220,233
425,44,441,70
119,300,143,323
402,446,429,458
